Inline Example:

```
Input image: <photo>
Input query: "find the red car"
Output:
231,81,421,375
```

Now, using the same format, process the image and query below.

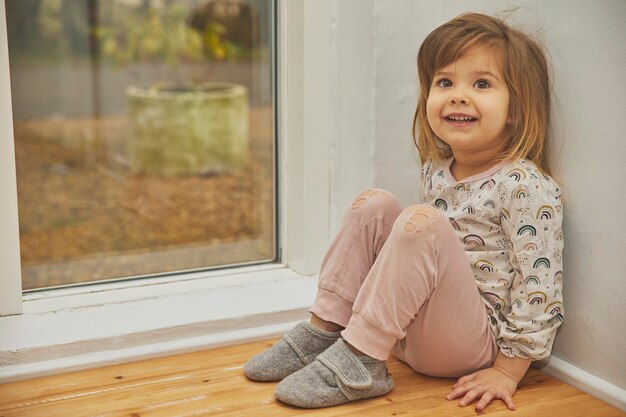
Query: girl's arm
448,166,564,411
493,351,531,383
497,170,565,360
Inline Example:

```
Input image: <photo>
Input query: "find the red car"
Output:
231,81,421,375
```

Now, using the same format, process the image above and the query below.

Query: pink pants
310,189,498,378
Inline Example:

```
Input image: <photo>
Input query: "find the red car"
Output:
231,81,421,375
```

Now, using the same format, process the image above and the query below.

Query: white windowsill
0,264,317,383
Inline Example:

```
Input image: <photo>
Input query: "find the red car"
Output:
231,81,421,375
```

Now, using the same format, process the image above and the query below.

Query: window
5,0,277,291
0,0,331,317
0,1,332,377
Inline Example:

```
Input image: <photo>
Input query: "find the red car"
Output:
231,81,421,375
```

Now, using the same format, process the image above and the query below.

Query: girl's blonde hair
412,12,553,175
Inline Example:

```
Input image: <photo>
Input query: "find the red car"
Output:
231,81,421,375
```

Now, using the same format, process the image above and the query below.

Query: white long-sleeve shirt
420,157,564,360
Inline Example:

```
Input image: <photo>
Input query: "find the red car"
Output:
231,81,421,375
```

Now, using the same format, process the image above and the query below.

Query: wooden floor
0,340,623,417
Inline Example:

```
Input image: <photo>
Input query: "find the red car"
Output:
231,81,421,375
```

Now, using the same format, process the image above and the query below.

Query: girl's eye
474,79,491,89
436,78,452,88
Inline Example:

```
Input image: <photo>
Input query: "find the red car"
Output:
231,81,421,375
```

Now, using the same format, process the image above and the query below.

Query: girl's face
426,47,510,161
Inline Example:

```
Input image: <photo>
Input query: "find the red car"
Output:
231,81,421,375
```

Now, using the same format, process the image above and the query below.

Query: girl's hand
446,367,519,411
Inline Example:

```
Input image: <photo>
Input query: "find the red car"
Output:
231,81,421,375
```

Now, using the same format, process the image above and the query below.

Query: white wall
327,0,626,390
327,0,377,232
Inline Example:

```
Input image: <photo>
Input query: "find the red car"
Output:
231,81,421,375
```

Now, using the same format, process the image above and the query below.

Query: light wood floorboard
0,339,624,417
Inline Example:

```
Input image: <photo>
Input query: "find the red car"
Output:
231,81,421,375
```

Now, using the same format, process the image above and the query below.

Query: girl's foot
243,321,341,381
274,338,394,408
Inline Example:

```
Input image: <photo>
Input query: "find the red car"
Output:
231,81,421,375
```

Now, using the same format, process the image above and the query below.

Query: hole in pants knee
352,198,368,208
351,190,385,208
403,210,437,233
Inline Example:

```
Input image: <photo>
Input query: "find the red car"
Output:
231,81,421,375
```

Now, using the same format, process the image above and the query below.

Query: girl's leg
244,188,403,382
342,204,498,378
310,189,404,329
273,202,496,408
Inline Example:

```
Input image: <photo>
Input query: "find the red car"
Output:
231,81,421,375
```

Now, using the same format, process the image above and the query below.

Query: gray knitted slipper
274,338,393,408
244,321,341,381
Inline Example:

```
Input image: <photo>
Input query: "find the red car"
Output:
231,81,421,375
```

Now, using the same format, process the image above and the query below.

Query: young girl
245,12,564,412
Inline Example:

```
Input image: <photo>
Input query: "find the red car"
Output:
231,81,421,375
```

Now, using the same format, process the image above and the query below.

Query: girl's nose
449,89,469,105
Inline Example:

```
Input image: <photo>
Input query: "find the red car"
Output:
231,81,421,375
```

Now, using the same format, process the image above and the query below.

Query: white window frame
0,0,333,381
0,0,22,317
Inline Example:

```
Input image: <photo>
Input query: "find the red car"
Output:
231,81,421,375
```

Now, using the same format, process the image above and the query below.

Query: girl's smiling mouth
444,113,478,126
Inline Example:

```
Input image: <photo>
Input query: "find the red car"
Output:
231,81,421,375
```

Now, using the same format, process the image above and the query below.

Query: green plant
95,3,245,82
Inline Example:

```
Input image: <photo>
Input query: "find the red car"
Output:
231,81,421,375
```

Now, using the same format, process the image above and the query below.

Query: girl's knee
400,204,442,234
349,188,403,217
350,188,397,208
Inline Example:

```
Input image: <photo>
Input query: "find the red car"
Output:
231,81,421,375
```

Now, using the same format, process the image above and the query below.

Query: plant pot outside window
126,82,249,176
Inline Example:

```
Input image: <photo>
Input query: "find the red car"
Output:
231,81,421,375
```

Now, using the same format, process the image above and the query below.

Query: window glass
6,0,276,290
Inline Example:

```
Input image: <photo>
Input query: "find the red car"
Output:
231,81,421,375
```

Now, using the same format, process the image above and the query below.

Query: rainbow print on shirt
517,225,537,236
463,234,485,248
525,275,540,286
506,168,527,181
475,259,496,272
528,291,547,305
434,198,448,211
482,291,506,311
537,205,554,220
480,178,496,190
545,301,563,316
512,185,530,199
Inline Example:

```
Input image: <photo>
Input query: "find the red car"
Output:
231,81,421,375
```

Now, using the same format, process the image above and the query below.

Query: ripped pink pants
310,189,498,378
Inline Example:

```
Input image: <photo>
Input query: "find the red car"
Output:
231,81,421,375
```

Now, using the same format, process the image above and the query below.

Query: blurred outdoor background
6,0,276,290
